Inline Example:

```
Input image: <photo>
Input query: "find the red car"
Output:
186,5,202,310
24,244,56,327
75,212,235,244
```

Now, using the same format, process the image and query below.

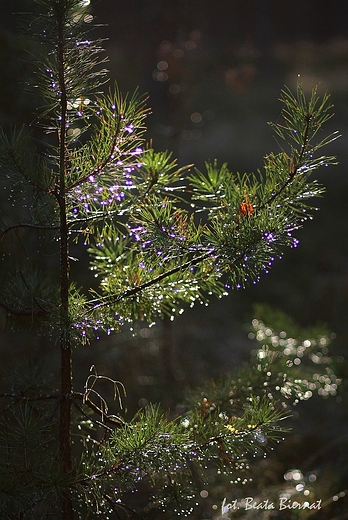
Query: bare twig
73,391,125,428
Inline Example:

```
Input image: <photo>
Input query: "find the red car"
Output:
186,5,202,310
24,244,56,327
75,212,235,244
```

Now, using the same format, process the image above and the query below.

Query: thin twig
258,112,312,211
73,391,125,428
72,398,113,432
0,222,60,240
104,497,140,520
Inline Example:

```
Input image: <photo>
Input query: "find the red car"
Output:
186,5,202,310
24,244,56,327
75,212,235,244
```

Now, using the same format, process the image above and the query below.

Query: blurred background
1,1,348,518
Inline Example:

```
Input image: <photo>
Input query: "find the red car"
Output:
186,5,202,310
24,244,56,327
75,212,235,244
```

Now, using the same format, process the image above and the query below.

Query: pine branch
0,0,340,513
83,207,307,321
7,148,48,193
85,249,215,313
103,499,140,520
74,399,287,496
0,131,50,193
0,222,60,240
68,212,112,225
66,110,122,192
0,300,49,317
258,112,311,211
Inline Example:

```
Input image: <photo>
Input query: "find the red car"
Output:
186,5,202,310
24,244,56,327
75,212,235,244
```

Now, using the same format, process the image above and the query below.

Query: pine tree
0,1,341,518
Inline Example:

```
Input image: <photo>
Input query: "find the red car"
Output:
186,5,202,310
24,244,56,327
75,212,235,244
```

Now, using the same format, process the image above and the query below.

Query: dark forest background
1,1,348,516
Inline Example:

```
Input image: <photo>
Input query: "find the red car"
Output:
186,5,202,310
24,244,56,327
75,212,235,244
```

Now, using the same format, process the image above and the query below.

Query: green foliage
2,0,339,341
75,399,288,516
0,0,341,518
82,82,338,337
28,0,108,122
65,87,148,221
0,309,341,517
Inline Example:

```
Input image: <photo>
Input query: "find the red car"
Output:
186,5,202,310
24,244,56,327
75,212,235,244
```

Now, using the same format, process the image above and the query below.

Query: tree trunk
57,9,74,519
